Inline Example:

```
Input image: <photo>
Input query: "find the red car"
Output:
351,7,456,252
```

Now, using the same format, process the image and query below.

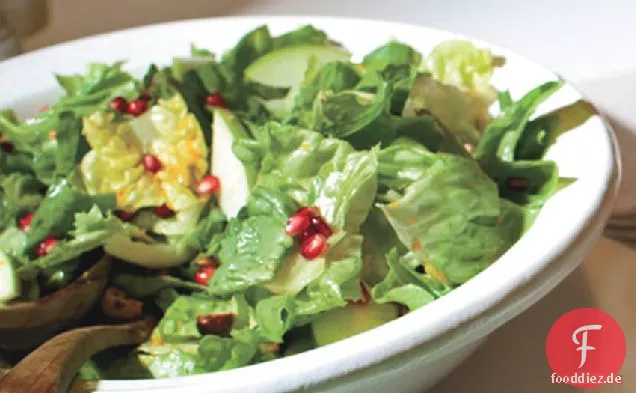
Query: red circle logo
546,308,626,387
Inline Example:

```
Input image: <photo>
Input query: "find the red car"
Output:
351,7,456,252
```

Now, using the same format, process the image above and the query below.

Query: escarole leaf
473,79,564,167
0,173,44,232
473,80,579,218
515,99,596,160
362,41,423,70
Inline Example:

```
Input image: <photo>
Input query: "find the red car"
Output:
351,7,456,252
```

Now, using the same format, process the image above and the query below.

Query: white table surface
18,1,636,391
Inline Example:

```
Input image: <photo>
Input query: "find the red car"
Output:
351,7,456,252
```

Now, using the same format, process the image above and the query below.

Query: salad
0,24,594,379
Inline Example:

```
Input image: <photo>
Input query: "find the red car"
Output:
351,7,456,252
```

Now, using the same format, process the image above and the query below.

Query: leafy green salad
0,24,594,379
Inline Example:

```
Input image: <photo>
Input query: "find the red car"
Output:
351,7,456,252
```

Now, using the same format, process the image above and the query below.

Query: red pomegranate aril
127,99,148,117
36,236,58,257
153,204,175,219
142,154,162,173
310,216,333,237
285,214,311,237
300,233,328,260
204,93,228,109
197,313,234,336
194,265,216,285
109,96,128,112
295,207,319,218
116,210,136,222
195,175,220,196
297,225,317,244
18,212,34,232
0,141,14,153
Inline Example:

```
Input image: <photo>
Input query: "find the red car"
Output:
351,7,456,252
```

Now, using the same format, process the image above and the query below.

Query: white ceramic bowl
0,16,620,393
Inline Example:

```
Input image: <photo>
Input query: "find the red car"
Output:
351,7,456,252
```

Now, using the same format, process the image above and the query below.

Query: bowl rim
1,14,621,392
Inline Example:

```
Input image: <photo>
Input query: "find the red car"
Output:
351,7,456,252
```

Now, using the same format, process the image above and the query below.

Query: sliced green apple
210,108,254,219
104,234,195,269
311,301,399,347
245,45,351,116
0,249,20,302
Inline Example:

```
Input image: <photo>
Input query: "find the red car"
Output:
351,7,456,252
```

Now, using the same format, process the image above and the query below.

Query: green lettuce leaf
379,153,525,284
207,215,294,296
310,76,395,149
0,173,44,231
155,294,249,343
474,80,564,169
112,273,206,299
515,99,596,160
372,248,452,311
362,41,423,71
402,73,483,147
254,295,296,343
294,233,364,317
473,80,570,217
24,179,115,251
234,122,378,232
425,40,498,106
196,327,265,372
286,60,361,125
137,341,203,378
360,207,406,286
376,136,436,193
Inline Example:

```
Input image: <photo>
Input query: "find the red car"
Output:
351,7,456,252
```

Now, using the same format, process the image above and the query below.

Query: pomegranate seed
353,282,371,305
109,96,128,112
116,210,137,222
127,99,148,117
18,212,34,232
0,142,14,153
285,214,311,237
297,226,317,245
310,216,333,237
153,204,175,219
142,154,162,173
37,104,49,113
194,265,216,285
300,233,328,260
197,313,234,336
204,93,228,108
295,207,319,218
36,236,58,257
195,175,220,197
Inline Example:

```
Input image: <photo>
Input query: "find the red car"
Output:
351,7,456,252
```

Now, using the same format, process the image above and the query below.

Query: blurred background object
0,0,48,39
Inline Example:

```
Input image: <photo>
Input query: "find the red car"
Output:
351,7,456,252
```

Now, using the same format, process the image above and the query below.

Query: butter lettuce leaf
425,40,498,107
